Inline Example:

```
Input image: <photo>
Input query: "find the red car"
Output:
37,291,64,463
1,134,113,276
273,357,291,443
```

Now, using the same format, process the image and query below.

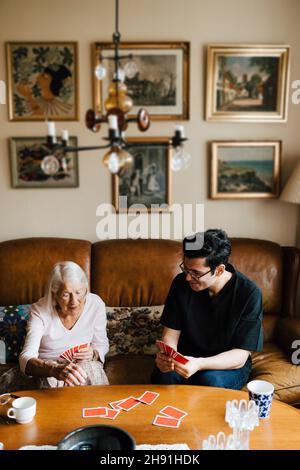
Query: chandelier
42,0,190,176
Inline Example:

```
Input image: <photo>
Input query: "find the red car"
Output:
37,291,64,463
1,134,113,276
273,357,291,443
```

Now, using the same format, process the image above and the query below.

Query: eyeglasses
179,262,212,281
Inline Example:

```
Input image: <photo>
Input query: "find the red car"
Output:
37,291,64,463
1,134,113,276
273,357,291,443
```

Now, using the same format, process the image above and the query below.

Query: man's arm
174,349,250,379
162,326,181,350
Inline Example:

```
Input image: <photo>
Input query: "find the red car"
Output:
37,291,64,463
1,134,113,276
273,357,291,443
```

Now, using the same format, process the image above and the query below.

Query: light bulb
41,155,60,175
171,146,191,171
95,64,106,80
108,152,121,174
113,68,125,82
124,60,138,79
103,148,122,174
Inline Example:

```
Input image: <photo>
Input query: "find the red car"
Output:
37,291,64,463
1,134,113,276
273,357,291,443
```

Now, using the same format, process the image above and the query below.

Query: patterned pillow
106,306,164,357
0,305,31,363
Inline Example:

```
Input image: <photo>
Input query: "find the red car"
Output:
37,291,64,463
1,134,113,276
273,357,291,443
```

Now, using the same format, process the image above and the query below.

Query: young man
151,229,263,389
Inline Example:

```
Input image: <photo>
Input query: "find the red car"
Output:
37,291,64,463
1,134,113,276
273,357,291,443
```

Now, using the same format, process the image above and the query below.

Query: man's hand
174,356,203,379
52,362,87,386
155,352,175,373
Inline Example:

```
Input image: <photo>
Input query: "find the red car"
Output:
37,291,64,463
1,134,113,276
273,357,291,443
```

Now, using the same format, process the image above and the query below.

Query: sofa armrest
275,317,300,361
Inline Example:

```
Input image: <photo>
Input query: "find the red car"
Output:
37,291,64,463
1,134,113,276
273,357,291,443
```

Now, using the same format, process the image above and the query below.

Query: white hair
45,261,89,310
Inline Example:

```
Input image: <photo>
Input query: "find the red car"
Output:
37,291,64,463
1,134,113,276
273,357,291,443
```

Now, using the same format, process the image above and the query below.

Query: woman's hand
155,352,174,373
73,345,94,363
52,362,87,386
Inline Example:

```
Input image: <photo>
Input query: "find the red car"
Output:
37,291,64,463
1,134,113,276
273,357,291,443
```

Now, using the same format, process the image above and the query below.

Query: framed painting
113,137,172,212
94,42,190,120
6,42,79,121
210,141,281,199
10,136,79,188
206,44,290,122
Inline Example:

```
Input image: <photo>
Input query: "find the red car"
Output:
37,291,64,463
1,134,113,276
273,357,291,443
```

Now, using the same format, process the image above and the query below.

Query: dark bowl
57,425,136,450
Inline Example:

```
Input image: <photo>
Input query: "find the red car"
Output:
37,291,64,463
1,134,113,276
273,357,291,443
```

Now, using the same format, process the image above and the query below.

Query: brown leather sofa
0,237,299,405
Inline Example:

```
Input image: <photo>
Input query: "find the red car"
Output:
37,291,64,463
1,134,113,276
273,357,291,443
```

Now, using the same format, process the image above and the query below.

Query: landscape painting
206,45,290,122
210,141,281,199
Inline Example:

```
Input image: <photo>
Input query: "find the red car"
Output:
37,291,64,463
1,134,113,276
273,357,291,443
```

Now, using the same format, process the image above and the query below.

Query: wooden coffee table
0,384,300,450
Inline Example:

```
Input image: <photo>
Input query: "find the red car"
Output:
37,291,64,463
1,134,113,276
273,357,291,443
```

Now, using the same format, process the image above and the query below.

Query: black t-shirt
160,264,263,357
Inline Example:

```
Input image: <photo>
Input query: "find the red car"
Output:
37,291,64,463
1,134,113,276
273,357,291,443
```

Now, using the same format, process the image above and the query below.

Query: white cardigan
19,293,109,374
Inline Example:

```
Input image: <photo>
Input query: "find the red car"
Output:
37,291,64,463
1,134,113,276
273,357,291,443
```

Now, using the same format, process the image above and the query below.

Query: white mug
247,380,274,419
7,397,36,424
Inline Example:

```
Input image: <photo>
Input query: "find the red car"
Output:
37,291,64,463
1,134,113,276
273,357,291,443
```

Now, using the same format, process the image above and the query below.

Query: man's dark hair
183,229,231,273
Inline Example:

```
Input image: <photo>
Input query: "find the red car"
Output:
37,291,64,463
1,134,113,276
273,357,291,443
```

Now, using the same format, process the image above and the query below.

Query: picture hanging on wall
112,137,172,212
210,141,281,199
94,41,190,120
6,42,79,121
10,136,79,188
206,44,290,122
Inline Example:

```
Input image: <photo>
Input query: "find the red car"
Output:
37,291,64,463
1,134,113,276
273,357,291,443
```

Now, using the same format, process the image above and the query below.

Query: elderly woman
9,261,109,389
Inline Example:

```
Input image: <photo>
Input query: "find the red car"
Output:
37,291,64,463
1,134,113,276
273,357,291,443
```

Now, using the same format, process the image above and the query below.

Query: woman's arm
25,358,87,386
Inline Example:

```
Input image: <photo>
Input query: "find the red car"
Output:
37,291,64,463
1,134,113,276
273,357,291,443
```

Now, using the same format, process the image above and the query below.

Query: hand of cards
156,340,189,365
59,343,89,362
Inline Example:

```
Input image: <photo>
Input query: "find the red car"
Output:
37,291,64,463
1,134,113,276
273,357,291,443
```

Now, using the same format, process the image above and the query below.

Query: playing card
156,340,165,353
109,399,126,410
78,343,89,352
82,407,108,418
160,405,188,420
118,397,141,411
102,408,120,420
172,352,189,365
153,415,180,428
137,391,160,405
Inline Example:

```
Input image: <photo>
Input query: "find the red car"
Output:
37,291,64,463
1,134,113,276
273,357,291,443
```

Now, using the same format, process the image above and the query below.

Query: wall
0,0,300,244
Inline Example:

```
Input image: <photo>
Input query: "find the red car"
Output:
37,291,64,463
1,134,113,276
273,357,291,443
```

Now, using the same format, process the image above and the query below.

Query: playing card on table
118,397,141,411
153,415,180,428
82,407,108,418
102,408,120,420
137,391,160,405
109,399,127,410
160,405,188,420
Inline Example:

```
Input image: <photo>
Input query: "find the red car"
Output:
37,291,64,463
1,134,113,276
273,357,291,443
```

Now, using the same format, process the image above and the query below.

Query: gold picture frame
210,141,281,199
93,42,190,120
6,41,79,121
112,137,172,212
206,44,290,122
9,136,79,188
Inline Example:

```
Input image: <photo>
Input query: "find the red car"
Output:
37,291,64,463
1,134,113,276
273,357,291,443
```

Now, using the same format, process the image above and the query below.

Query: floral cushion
106,306,164,357
0,305,31,363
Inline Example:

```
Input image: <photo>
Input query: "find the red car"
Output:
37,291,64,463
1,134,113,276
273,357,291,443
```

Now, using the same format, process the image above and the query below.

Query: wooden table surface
0,384,300,450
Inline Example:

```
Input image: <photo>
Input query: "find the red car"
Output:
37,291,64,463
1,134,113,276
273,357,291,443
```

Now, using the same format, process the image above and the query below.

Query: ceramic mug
7,397,36,424
247,380,274,419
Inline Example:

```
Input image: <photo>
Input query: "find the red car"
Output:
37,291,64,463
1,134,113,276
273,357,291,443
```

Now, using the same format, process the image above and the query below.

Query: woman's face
55,282,87,316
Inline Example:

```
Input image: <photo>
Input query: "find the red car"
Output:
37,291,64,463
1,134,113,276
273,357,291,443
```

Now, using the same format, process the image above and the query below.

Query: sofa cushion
0,305,31,363
106,306,163,357
250,342,300,405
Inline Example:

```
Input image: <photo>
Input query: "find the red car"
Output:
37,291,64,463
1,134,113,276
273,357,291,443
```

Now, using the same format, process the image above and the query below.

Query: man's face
183,256,217,292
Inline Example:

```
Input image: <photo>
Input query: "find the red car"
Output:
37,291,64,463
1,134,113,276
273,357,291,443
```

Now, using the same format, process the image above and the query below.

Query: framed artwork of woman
6,42,79,121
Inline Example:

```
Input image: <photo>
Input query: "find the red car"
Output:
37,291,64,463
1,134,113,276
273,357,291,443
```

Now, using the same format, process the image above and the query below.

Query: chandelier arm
62,144,112,153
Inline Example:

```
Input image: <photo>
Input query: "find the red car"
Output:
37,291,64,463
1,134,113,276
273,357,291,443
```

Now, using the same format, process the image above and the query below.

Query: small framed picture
94,41,190,120
10,136,79,188
206,44,290,122
6,42,79,121
210,141,281,199
113,137,172,212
